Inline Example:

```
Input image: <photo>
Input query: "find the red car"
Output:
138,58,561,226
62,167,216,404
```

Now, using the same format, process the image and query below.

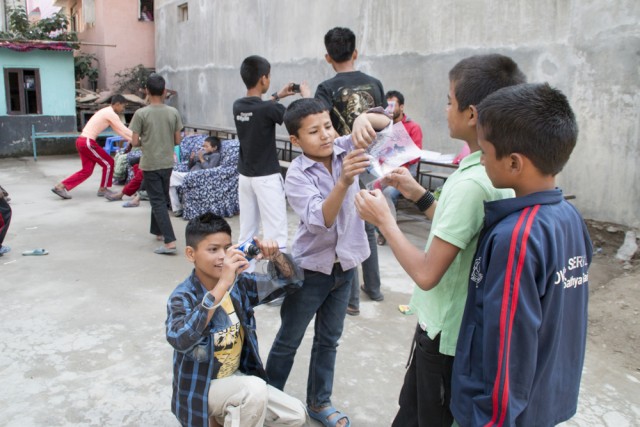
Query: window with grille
3,68,42,115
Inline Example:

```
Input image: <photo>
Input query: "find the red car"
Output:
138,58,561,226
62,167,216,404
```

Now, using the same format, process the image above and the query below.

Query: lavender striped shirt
285,135,370,275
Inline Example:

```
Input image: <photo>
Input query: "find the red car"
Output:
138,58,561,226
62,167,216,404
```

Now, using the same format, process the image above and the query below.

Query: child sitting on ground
106,152,144,207
168,136,222,217
266,98,391,427
450,83,592,426
166,213,307,427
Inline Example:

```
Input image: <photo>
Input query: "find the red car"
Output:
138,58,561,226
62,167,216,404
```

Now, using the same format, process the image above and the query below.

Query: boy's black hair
146,73,166,96
240,55,271,89
185,213,232,248
284,98,330,137
449,54,526,111
385,90,405,105
324,27,356,63
204,136,222,152
477,83,578,176
111,94,127,105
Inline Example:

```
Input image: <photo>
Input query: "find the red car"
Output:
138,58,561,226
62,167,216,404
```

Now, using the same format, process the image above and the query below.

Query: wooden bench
30,125,117,161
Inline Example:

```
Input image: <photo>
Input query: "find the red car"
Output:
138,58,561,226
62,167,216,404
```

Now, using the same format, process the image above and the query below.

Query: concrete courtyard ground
0,155,638,426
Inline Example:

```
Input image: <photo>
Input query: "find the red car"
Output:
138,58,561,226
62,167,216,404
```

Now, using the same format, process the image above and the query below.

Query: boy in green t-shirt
130,73,183,255
354,54,526,426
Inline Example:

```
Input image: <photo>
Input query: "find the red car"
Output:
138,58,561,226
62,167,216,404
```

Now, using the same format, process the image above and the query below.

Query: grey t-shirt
130,104,183,171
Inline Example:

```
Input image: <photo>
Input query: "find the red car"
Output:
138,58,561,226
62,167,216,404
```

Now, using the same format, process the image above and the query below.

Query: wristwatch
201,292,217,310
271,92,280,102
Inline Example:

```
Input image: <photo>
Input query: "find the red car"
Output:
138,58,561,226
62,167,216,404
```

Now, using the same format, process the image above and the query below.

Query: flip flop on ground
308,405,351,427
122,201,139,208
22,248,49,256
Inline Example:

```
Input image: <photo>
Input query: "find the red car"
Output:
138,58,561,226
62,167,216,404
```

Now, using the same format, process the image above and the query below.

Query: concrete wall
59,0,155,91
154,0,640,227
0,48,76,156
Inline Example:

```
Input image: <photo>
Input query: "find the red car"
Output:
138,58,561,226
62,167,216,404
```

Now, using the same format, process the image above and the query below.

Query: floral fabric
180,139,240,220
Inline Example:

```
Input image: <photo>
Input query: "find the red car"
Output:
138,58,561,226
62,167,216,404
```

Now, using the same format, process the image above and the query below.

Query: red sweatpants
123,164,143,196
62,136,114,191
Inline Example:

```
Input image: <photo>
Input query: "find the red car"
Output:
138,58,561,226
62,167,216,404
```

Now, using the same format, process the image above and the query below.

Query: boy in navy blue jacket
451,83,592,427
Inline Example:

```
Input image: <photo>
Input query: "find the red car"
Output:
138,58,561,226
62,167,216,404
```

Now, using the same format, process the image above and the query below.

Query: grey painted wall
155,0,640,227
0,116,76,157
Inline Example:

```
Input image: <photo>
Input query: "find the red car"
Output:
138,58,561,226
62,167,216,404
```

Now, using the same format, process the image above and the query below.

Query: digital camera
291,83,301,93
238,239,261,260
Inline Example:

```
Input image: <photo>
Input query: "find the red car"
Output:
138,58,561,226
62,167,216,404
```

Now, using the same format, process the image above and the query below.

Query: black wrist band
271,92,280,102
415,191,435,212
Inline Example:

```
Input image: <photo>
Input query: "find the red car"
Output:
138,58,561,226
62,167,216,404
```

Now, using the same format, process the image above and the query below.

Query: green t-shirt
409,151,514,355
129,104,183,171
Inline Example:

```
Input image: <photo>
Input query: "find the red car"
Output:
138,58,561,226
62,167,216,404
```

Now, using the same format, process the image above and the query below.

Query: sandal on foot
105,192,123,201
308,406,351,427
51,187,71,200
398,304,414,315
154,246,177,255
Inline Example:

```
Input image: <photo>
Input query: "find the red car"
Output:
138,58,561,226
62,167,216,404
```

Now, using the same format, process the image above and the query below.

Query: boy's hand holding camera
219,245,251,289
272,82,312,101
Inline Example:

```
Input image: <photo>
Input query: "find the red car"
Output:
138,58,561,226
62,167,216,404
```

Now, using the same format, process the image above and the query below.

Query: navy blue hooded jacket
451,189,592,426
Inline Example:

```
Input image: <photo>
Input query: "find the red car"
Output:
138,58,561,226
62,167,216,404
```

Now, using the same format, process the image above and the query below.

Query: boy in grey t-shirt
130,73,183,255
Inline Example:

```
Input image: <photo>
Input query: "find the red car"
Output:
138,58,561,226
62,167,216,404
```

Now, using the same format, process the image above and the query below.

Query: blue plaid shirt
166,256,303,427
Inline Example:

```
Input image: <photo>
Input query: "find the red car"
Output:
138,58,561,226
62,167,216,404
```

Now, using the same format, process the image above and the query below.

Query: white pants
208,372,307,427
169,171,187,212
238,173,288,251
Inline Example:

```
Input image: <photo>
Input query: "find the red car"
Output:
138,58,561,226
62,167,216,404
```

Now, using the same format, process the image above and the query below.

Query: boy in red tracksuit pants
52,94,132,200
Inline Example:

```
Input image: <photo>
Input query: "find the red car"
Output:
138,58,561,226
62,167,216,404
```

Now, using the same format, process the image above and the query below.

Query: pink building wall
68,0,155,91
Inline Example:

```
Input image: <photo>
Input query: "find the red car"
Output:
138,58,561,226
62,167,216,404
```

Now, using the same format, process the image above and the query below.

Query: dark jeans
144,168,176,244
266,264,354,407
349,221,382,308
392,324,454,427
0,197,11,247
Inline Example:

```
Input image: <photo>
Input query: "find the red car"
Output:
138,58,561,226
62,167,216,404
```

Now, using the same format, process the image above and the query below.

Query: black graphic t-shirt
315,71,386,136
233,96,285,176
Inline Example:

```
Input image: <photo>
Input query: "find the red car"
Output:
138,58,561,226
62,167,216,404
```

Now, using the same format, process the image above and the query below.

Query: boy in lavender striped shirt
266,98,391,427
